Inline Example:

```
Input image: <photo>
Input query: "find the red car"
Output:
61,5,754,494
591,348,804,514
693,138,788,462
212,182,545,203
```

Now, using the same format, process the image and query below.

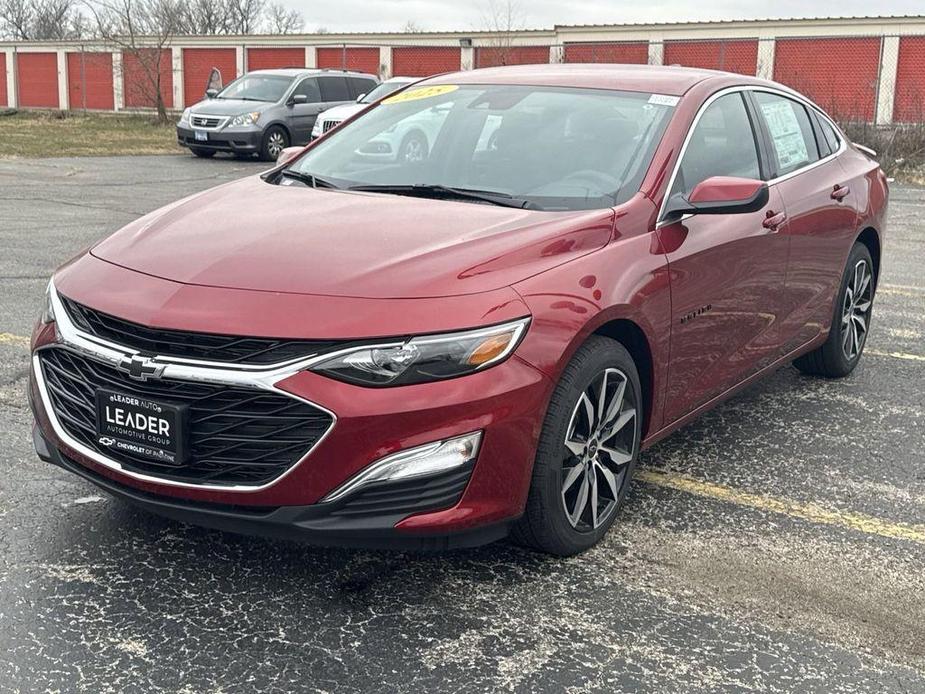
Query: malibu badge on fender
95,388,187,465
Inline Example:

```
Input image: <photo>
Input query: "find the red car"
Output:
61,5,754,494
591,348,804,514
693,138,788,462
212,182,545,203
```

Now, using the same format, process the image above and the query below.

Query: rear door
659,90,790,423
749,91,858,354
287,77,324,143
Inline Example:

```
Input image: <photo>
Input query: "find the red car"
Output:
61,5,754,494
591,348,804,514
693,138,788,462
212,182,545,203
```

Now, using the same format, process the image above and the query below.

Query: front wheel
513,336,641,556
794,242,874,378
398,131,428,163
260,126,289,162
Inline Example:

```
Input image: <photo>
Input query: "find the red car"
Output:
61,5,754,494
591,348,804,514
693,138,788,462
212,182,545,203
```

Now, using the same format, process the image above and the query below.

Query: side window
753,92,820,176
292,78,321,103
319,76,351,102
816,113,841,156
348,77,377,98
671,93,761,198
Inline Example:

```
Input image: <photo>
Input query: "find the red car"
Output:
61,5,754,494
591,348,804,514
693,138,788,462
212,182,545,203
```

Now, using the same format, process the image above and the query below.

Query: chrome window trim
655,85,847,229
37,285,339,493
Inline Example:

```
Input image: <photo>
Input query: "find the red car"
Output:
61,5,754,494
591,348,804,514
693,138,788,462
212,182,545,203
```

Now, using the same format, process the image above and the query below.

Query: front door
659,91,790,423
288,77,324,144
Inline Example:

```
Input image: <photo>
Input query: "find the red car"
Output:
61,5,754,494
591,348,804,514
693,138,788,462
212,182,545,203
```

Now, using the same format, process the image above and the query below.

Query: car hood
91,176,614,299
190,99,274,116
319,103,365,121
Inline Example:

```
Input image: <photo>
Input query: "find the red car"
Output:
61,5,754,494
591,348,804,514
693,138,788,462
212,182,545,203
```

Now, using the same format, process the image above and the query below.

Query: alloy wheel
561,367,637,531
841,259,872,360
267,131,286,159
401,137,425,162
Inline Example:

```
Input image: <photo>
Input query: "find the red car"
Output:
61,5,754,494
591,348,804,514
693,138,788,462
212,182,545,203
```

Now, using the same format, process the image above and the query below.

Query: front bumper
176,125,262,153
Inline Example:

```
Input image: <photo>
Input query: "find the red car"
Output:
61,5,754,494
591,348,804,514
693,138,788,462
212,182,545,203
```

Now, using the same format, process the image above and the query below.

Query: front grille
191,115,223,128
330,461,474,518
322,119,342,133
39,347,333,486
61,296,340,366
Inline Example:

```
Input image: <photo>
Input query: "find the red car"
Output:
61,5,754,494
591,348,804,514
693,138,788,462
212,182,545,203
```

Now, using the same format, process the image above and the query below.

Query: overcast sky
290,0,923,33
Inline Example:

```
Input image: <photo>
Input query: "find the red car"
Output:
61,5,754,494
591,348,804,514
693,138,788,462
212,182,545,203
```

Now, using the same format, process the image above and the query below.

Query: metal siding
664,39,758,75
183,47,237,107
475,46,550,68
773,37,880,121
894,36,925,123
66,52,114,110
0,53,6,106
17,52,59,108
246,47,305,71
122,49,173,109
563,42,649,64
316,47,380,75
391,47,461,77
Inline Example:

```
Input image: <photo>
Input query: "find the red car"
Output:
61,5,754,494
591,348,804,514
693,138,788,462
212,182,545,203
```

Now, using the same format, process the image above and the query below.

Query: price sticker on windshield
648,94,680,107
382,85,459,104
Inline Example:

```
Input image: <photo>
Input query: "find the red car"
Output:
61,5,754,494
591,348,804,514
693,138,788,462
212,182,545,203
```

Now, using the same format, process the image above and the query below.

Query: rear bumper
33,424,511,550
176,125,262,153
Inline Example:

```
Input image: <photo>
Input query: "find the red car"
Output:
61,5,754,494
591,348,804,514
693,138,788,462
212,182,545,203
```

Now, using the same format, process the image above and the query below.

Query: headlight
231,111,261,127
311,120,322,136
178,107,191,124
312,318,530,387
41,281,55,324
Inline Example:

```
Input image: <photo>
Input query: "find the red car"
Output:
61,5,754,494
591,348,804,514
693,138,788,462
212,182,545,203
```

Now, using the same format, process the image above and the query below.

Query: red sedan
29,65,887,555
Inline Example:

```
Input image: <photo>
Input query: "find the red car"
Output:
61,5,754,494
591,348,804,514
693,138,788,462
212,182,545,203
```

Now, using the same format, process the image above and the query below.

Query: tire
260,126,289,162
512,336,642,556
794,242,875,378
190,147,215,159
398,131,428,163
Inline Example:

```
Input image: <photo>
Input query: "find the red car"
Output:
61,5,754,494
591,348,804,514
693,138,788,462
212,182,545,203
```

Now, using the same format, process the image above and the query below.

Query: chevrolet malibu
30,65,887,555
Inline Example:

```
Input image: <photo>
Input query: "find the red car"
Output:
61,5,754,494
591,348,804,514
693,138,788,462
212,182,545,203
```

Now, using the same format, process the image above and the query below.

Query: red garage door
316,47,380,75
894,36,925,124
123,49,173,109
247,47,304,71
664,39,757,75
67,52,114,110
774,37,880,121
475,46,549,68
392,47,460,77
184,48,237,107
18,52,58,108
564,42,649,64
0,53,6,106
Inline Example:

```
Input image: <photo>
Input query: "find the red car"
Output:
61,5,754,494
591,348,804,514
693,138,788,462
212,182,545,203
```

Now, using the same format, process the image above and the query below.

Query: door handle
762,210,786,231
831,184,850,201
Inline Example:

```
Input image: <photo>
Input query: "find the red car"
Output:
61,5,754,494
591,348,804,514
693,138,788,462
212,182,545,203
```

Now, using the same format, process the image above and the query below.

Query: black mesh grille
330,461,474,518
60,296,340,365
39,347,333,486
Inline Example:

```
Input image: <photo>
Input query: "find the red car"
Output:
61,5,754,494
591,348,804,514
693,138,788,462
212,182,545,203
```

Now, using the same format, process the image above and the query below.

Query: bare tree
479,0,525,66
175,0,231,35
263,1,301,34
84,0,179,122
225,0,263,33
402,19,423,33
0,0,84,39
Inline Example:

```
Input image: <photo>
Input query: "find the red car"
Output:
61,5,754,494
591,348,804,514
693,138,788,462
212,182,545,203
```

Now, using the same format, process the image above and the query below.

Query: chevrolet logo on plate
116,355,166,381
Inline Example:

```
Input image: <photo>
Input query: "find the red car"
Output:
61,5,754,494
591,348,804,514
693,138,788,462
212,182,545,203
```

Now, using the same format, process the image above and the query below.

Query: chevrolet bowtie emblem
116,355,166,381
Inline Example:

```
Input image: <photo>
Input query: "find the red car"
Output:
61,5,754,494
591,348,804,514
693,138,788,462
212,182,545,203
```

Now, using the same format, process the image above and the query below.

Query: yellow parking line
866,349,925,362
0,332,29,347
637,469,925,545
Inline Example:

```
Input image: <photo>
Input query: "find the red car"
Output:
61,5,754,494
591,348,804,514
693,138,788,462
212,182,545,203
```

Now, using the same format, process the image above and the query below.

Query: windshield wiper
279,169,341,189
348,183,539,210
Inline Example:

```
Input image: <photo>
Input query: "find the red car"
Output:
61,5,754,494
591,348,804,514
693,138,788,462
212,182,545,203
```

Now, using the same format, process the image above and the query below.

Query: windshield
360,80,415,104
289,84,676,211
217,75,292,102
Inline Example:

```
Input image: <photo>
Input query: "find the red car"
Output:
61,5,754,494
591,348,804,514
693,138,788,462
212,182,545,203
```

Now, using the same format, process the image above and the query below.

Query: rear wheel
190,147,215,158
794,242,874,378
513,336,641,556
260,126,289,162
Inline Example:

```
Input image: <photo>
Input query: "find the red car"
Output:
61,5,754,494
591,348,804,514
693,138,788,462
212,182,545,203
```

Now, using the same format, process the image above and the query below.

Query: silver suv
177,68,379,161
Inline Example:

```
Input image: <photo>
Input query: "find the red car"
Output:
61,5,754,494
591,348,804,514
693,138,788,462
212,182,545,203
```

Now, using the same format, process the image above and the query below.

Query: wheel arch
591,318,655,439
856,226,881,288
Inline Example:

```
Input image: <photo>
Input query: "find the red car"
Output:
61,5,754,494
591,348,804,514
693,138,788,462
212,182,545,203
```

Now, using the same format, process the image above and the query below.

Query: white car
311,76,417,140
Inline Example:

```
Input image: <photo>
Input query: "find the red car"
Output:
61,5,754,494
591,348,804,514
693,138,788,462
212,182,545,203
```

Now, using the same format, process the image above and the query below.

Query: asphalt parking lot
0,153,923,693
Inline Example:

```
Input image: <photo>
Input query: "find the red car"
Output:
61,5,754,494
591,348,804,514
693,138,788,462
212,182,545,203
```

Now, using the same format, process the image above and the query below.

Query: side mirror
665,176,769,218
356,93,366,102
205,88,219,99
289,94,308,106
276,146,303,166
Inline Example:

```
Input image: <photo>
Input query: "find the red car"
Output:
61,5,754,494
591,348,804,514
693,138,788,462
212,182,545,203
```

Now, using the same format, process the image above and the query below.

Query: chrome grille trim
190,114,229,130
